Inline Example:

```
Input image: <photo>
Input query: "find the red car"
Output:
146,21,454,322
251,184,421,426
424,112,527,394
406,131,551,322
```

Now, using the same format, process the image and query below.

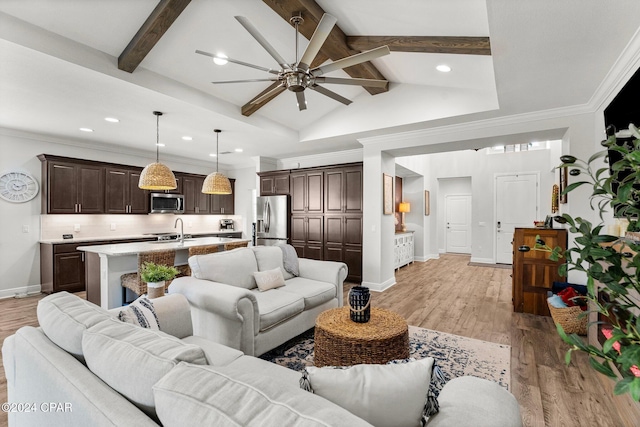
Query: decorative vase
348,286,371,323
147,281,165,299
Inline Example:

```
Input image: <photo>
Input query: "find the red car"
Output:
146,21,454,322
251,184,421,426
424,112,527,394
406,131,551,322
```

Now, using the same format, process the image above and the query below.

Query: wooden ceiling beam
118,0,192,73
262,0,388,96
346,36,491,56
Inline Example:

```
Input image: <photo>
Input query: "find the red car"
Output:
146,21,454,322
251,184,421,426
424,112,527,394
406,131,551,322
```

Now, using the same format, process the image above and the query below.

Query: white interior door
495,174,539,264
445,195,472,254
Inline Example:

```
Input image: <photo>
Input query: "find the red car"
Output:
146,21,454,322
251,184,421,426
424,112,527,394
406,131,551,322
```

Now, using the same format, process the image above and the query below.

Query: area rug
260,325,511,390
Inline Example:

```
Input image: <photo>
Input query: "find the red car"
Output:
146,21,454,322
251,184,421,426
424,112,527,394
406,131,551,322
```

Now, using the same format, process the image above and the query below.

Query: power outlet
110,223,116,231
22,225,29,233
74,224,80,232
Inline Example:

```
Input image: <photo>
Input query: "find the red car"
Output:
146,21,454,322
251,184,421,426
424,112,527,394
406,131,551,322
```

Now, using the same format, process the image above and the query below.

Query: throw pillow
301,357,435,427
118,296,160,330
254,267,286,292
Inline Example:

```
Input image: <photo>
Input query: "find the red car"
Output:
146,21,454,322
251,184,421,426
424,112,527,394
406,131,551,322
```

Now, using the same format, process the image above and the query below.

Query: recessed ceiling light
181,136,193,141
104,117,119,123
235,148,243,153
436,65,451,73
156,143,165,147
213,54,228,66
209,153,217,157
79,127,93,132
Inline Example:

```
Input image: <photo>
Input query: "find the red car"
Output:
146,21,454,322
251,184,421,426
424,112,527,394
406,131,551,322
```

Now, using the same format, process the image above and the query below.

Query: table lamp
398,202,411,232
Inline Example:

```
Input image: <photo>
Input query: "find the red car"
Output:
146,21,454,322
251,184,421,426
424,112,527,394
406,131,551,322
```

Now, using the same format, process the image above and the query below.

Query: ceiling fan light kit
202,129,232,195
196,12,390,111
138,111,177,191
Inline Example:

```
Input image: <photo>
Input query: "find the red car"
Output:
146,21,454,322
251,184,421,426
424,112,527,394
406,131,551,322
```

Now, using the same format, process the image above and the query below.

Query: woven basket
548,302,587,335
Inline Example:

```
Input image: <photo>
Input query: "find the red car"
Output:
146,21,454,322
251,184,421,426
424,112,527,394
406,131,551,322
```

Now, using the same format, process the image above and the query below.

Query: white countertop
77,236,250,256
40,231,242,244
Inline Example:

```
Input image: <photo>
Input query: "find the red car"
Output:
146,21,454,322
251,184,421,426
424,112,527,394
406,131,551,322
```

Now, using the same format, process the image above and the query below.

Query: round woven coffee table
314,306,409,367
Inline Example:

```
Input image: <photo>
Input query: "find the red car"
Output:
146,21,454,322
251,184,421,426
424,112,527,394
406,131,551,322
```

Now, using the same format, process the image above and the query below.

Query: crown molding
278,148,363,170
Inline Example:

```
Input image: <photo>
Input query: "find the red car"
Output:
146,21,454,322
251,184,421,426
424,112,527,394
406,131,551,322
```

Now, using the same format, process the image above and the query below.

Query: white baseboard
361,277,396,292
438,248,446,254
0,284,42,300
413,254,439,262
469,257,496,264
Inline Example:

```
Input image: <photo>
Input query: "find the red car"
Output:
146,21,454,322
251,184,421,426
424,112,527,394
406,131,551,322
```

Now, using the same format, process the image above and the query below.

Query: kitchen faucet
174,218,184,244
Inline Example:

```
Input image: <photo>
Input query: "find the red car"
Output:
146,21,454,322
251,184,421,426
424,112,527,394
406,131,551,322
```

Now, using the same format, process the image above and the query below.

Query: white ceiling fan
196,13,390,111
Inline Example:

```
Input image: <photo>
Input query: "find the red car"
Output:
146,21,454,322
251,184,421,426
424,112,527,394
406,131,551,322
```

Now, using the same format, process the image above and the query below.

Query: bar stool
177,245,220,277
121,250,176,304
223,241,249,251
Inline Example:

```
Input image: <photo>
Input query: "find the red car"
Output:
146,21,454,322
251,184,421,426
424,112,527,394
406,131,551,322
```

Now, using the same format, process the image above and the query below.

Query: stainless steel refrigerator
255,195,290,246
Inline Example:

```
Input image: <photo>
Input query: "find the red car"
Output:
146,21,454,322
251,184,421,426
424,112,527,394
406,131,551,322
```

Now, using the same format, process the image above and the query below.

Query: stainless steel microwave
150,193,184,214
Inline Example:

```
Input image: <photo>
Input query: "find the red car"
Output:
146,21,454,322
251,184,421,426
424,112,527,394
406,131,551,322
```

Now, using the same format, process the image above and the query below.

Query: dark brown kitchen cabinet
210,179,235,214
105,167,148,214
512,228,567,316
41,243,85,294
324,215,363,282
259,172,290,196
324,166,363,213
41,237,156,295
290,171,323,214
259,163,363,281
182,175,209,214
39,156,105,214
290,215,323,260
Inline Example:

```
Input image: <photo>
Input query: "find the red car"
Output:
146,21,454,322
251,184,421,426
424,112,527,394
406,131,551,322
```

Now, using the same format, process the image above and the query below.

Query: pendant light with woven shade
138,111,177,190
202,129,232,195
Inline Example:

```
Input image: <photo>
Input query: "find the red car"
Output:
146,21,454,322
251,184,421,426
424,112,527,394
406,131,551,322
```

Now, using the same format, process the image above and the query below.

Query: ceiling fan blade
235,16,290,70
196,50,280,74
296,91,307,111
312,45,390,76
211,78,279,84
298,13,337,72
314,76,388,88
250,82,286,105
308,85,352,106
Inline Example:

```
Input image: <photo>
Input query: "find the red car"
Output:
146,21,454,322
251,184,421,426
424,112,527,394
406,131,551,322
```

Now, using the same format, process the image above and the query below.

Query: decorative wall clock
0,171,39,203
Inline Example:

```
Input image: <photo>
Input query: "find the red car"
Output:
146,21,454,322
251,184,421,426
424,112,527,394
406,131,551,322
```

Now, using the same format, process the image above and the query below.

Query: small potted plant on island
139,262,179,299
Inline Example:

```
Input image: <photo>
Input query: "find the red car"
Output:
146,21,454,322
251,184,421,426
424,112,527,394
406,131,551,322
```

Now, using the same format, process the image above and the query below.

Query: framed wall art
383,173,393,214
424,190,430,215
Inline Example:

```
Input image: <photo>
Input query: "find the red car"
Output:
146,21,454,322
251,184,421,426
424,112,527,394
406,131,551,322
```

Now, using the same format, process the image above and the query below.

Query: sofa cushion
254,267,286,292
252,245,293,280
189,248,258,289
36,291,113,362
181,335,243,366
251,288,305,331
303,358,434,427
153,362,373,427
279,277,336,309
426,376,522,427
82,318,207,420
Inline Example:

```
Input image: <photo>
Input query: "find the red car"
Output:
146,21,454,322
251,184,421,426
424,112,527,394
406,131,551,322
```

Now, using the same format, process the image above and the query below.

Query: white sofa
168,245,346,356
2,292,523,427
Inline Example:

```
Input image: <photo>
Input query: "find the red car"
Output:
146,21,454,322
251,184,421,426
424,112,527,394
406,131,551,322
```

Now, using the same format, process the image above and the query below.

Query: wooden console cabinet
512,228,567,316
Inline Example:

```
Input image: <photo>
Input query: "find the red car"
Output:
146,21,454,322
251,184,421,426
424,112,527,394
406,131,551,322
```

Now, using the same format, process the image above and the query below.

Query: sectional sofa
2,292,522,427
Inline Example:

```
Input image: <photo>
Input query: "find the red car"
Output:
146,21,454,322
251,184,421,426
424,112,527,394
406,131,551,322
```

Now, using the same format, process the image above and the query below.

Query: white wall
0,129,237,297
424,146,558,263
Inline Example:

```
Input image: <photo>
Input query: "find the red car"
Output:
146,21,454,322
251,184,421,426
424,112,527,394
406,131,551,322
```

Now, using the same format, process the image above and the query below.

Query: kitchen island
78,236,250,309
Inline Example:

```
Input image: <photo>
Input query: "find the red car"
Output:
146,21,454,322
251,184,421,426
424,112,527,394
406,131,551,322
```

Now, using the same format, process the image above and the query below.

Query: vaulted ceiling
1,1,639,168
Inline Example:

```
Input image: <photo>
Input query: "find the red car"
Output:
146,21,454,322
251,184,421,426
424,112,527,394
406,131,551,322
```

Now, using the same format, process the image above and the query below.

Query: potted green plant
543,125,640,401
139,262,179,299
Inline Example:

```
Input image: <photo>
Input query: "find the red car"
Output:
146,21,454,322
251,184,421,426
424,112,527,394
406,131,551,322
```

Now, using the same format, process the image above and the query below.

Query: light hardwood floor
1,254,638,427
